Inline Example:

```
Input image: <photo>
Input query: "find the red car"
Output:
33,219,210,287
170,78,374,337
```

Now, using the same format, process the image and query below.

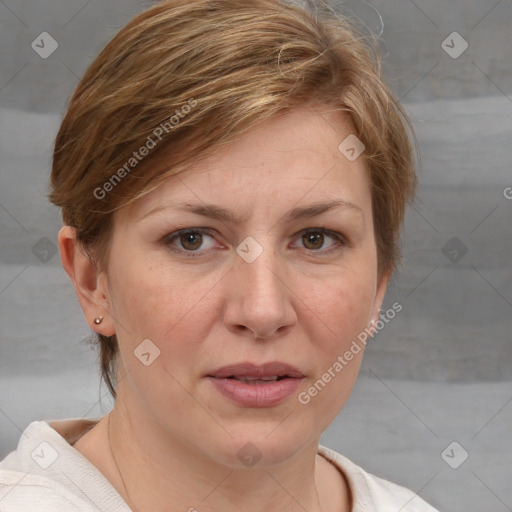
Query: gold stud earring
94,316,103,325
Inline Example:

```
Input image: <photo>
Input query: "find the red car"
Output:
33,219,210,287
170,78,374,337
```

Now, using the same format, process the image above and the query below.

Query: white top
0,419,440,511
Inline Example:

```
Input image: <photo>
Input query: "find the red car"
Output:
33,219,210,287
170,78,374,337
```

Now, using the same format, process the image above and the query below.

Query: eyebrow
139,199,363,224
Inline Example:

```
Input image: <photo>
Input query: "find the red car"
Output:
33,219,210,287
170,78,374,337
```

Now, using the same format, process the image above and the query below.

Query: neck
106,402,334,512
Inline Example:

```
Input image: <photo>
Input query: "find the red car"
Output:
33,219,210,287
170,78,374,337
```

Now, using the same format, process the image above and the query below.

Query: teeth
234,375,280,382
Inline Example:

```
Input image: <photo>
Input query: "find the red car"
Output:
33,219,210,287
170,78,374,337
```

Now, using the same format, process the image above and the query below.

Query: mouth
206,362,304,407
207,361,304,381
221,375,290,384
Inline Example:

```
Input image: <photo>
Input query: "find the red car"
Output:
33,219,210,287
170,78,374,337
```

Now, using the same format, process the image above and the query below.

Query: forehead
123,105,372,223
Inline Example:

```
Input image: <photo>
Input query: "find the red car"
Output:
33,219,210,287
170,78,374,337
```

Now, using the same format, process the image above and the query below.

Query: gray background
0,0,511,510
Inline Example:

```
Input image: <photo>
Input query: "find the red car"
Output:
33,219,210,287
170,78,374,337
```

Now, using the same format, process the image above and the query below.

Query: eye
164,229,218,256
163,227,347,258
293,228,346,254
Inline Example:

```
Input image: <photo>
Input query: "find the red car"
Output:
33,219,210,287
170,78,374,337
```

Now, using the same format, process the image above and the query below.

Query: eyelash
163,228,348,258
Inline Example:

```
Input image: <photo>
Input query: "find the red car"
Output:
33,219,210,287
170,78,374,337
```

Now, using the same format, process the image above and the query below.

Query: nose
222,246,298,340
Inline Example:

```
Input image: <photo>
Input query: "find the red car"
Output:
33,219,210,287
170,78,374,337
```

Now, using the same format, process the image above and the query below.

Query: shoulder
0,467,96,511
0,419,128,512
318,445,440,512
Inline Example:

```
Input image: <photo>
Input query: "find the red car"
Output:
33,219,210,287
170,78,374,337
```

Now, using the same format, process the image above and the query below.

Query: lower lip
207,377,303,407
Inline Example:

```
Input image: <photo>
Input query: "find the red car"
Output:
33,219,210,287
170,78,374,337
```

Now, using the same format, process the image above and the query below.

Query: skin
59,104,390,512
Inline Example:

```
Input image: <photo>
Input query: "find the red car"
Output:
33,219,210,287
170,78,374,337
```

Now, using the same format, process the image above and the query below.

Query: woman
0,0,440,510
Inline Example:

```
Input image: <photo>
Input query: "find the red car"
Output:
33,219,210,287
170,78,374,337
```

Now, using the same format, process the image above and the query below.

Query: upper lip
207,362,304,379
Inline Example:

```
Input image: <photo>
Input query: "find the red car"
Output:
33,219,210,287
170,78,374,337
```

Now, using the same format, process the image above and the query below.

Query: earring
94,316,103,325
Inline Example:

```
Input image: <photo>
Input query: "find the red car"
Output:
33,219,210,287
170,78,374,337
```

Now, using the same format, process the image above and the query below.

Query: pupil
181,233,202,250
304,232,323,249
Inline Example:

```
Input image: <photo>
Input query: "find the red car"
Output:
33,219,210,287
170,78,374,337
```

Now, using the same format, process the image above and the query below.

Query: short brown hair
49,0,417,398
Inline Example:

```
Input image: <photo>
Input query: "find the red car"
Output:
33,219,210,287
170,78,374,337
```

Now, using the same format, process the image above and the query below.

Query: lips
206,362,304,407
207,361,304,380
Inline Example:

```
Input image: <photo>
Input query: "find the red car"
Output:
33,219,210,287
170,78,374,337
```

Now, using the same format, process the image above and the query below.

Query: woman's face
102,105,387,467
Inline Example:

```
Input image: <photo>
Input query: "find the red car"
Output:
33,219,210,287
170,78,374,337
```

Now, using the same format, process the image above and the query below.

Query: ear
57,226,116,336
368,269,392,335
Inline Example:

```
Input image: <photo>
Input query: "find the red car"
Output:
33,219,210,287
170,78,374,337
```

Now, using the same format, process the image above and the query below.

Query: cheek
107,259,222,411
304,279,373,383
294,257,376,417
301,260,376,350
107,255,223,358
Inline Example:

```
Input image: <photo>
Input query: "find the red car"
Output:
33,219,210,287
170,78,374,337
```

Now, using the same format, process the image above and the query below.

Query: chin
206,419,315,469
